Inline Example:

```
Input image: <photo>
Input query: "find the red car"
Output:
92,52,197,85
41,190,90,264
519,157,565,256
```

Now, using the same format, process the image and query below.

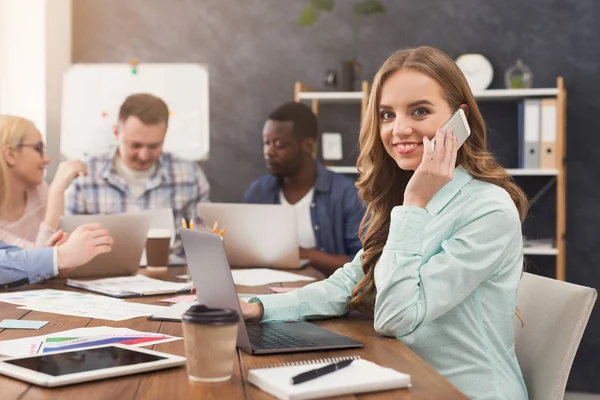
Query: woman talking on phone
241,46,528,400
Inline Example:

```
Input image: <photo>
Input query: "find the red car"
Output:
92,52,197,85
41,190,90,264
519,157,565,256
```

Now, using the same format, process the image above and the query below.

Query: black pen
291,359,354,385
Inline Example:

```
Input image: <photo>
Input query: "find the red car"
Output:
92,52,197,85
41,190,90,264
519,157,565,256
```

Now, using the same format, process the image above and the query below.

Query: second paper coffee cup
182,304,240,382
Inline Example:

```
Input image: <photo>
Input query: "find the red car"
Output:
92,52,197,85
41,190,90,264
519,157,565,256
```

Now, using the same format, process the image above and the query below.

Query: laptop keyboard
246,323,318,349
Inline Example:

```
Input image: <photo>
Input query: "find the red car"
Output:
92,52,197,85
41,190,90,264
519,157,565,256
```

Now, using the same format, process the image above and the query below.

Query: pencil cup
182,304,240,382
145,228,171,268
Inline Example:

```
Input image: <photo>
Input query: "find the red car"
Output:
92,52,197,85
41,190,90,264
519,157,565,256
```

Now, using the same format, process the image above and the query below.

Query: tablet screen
5,346,166,376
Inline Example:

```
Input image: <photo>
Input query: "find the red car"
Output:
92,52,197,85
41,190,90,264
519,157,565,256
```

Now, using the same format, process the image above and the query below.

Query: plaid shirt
65,147,210,256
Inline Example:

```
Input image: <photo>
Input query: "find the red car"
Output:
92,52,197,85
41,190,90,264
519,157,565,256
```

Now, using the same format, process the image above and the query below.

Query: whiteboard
61,63,210,160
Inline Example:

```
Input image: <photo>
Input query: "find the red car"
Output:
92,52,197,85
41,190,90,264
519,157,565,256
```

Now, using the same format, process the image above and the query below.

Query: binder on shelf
517,102,524,168
540,98,558,168
523,99,541,169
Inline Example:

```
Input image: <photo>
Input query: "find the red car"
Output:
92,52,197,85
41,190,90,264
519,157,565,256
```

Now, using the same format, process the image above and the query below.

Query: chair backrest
514,272,597,400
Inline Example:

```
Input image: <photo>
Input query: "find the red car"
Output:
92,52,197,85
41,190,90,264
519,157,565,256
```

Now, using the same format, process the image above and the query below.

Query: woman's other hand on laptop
56,223,113,274
240,299,264,323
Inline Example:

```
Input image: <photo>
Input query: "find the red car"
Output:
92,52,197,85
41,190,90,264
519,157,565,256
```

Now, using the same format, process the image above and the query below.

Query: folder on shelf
540,99,558,169
523,99,541,169
517,102,524,168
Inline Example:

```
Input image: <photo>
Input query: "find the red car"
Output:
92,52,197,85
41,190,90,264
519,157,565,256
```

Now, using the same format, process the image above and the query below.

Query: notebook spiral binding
254,355,361,369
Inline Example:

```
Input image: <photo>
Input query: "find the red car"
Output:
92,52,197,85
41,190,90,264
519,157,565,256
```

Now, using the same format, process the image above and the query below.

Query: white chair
514,272,597,400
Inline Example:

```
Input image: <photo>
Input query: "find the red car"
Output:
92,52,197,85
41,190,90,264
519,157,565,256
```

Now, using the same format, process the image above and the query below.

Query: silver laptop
181,228,363,355
197,203,300,269
59,213,152,278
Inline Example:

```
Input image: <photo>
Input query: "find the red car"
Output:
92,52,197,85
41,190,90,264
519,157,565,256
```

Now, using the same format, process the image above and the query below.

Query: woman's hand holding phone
403,128,458,209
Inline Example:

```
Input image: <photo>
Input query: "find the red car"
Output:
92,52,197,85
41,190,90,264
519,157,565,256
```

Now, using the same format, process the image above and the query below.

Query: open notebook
247,356,411,400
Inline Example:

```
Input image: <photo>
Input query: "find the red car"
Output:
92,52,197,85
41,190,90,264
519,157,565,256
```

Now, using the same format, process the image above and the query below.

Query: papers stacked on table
0,289,168,321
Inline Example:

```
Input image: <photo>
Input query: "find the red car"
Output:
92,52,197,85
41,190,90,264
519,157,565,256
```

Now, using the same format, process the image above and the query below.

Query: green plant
298,0,386,26
298,0,386,60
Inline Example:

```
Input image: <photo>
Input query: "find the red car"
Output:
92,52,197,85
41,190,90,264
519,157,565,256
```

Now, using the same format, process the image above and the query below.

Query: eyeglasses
16,142,46,157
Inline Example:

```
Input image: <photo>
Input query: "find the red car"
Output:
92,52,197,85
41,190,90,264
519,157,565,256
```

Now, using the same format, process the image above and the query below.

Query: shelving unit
506,168,559,176
297,91,365,102
327,166,560,177
327,166,360,174
472,88,560,100
523,246,559,256
294,81,370,120
295,77,567,281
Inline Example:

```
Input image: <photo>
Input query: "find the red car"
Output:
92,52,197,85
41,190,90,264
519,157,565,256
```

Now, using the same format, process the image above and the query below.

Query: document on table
0,289,120,306
66,275,193,298
149,300,197,322
19,300,167,321
231,269,315,286
0,327,181,358
0,288,169,321
149,294,267,321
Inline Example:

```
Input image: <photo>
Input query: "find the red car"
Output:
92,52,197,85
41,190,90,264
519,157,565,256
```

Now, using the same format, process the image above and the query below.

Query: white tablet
0,344,186,387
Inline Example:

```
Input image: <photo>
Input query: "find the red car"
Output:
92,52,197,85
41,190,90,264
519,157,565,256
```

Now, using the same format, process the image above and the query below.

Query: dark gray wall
73,0,600,391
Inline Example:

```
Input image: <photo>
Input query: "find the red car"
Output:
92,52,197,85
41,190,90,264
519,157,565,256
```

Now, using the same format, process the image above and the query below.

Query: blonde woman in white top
0,115,87,248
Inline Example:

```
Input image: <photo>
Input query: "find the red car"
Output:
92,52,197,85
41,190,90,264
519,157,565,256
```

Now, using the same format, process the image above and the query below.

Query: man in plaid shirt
65,93,210,257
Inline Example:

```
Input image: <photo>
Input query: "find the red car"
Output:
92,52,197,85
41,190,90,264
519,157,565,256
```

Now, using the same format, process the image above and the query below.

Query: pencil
212,221,218,234
181,218,188,229
189,221,195,230
218,226,226,236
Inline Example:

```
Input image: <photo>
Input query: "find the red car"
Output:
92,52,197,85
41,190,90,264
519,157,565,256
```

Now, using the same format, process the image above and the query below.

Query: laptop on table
180,228,363,355
196,203,304,269
59,212,152,278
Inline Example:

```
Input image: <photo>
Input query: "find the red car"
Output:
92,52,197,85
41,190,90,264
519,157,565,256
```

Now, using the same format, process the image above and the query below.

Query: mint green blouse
254,166,528,400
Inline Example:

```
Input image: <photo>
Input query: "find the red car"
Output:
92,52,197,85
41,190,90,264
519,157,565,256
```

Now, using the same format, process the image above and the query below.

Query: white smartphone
430,108,471,154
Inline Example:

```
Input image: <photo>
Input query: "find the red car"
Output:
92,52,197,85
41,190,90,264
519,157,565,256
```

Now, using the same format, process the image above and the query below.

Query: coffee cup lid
147,228,172,239
182,304,239,325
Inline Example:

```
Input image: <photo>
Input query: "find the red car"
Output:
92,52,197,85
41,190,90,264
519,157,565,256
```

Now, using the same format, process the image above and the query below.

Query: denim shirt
242,162,364,258
0,241,55,287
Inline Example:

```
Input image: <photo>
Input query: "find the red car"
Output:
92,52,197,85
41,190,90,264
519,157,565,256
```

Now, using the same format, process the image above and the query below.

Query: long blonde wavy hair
350,47,528,312
0,115,37,212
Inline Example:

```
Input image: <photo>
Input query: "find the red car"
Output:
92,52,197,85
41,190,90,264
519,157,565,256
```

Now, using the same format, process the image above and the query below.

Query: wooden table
0,266,467,399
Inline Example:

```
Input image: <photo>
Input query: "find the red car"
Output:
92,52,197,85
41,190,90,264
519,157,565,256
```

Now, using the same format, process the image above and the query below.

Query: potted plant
298,0,386,90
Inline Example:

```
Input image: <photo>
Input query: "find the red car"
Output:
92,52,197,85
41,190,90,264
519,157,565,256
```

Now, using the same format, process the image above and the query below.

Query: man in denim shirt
243,102,364,276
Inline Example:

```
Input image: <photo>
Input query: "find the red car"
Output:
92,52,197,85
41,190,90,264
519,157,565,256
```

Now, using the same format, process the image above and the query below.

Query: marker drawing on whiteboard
129,59,139,75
